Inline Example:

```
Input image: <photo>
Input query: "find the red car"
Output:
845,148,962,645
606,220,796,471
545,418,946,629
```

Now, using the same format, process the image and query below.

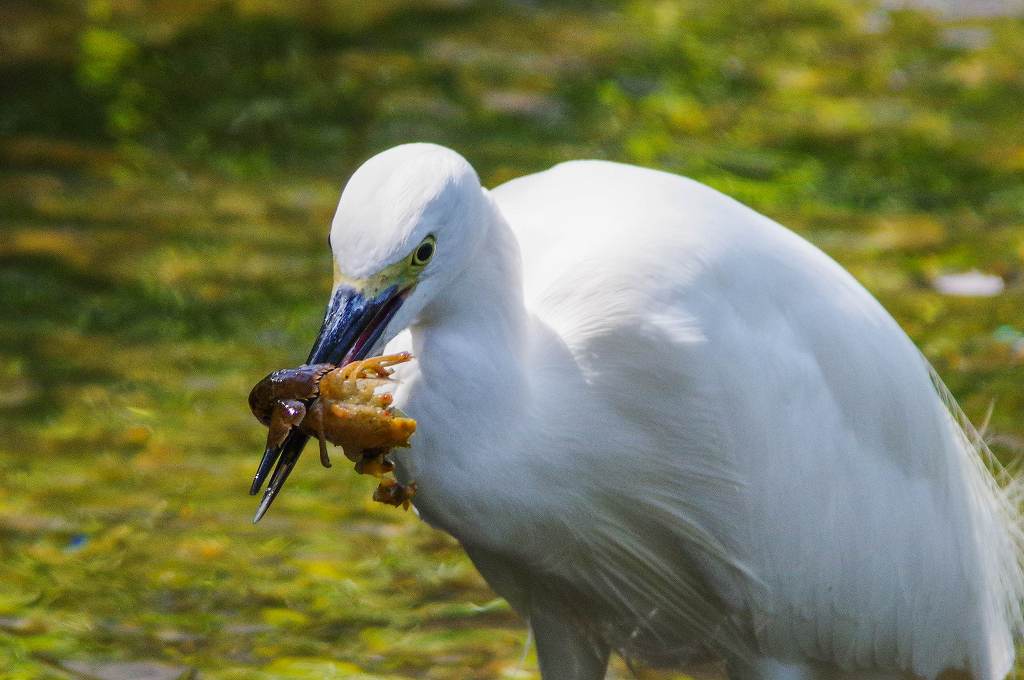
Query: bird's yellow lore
247,353,418,509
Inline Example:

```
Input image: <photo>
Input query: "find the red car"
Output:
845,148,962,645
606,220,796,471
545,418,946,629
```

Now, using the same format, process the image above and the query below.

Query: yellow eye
411,235,436,266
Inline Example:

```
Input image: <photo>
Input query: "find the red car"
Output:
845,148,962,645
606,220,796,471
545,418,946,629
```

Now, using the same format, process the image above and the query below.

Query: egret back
490,161,1024,679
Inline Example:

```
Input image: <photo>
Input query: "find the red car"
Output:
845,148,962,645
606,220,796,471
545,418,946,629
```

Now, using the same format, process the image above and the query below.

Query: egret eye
412,235,436,266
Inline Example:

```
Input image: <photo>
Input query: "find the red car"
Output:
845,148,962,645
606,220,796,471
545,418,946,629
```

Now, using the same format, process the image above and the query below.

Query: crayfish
248,352,418,509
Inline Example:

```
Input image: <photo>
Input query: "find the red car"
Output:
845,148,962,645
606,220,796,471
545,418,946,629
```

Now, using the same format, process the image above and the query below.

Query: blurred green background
2,0,1023,678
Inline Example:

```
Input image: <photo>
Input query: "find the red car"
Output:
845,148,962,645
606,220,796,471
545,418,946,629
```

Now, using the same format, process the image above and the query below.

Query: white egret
250,143,1024,680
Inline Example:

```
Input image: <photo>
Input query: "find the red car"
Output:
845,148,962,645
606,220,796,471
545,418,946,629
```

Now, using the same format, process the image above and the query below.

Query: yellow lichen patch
263,657,366,677
117,424,153,447
177,537,228,561
260,608,310,628
2,229,92,268
297,558,347,581
867,215,947,251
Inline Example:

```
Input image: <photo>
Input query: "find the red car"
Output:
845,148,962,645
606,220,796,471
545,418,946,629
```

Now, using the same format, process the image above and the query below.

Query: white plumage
320,143,1024,679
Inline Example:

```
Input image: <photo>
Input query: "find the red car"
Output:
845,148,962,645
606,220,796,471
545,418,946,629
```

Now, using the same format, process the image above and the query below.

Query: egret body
256,143,1024,680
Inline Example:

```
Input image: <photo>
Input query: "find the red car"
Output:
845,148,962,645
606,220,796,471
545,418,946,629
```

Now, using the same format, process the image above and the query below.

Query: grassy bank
1,1,1023,677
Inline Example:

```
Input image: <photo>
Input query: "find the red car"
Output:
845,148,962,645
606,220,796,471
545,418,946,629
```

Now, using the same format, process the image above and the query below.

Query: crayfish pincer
248,353,418,509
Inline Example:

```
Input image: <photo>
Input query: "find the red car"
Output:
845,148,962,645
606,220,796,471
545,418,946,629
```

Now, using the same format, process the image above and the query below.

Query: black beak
250,284,409,522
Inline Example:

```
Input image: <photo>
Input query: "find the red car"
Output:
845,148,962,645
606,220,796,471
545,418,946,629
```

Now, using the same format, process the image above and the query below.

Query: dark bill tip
252,430,307,522
249,444,283,495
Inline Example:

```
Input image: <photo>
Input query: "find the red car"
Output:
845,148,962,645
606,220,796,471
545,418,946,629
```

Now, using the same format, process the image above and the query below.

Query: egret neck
394,191,532,540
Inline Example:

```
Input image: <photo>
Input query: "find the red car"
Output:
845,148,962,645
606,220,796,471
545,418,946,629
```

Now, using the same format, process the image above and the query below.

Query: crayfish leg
354,449,394,477
313,400,331,468
372,478,417,510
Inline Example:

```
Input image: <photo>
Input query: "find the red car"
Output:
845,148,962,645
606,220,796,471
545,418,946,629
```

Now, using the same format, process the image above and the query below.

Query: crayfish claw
266,399,307,449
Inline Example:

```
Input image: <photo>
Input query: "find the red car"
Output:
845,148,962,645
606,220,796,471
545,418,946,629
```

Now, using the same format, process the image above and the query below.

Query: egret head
307,143,488,365
248,144,492,516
